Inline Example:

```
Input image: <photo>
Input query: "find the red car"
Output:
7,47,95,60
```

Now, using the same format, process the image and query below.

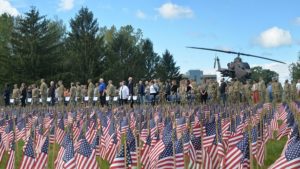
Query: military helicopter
186,46,286,82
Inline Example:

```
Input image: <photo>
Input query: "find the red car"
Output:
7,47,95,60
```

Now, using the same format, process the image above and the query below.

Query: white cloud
136,10,146,19
256,27,293,48
58,0,74,11
0,0,19,16
157,2,194,19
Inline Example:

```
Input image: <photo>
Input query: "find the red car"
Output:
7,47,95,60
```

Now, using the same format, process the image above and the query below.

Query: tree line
0,7,181,89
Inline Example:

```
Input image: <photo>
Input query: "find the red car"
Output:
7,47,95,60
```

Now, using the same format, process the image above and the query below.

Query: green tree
156,50,181,81
10,7,64,84
139,39,160,80
0,13,14,85
66,7,105,83
250,66,278,84
103,25,143,82
289,52,300,82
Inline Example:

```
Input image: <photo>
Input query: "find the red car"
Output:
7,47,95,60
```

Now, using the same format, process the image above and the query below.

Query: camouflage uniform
258,79,266,103
88,81,95,104
243,81,252,104
40,81,48,105
12,85,20,105
76,83,82,103
283,81,291,102
227,83,234,104
233,80,241,103
272,79,282,103
70,84,76,105
32,86,39,105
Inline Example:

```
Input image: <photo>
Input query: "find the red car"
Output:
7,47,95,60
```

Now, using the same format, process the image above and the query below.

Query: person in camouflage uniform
87,79,95,105
258,77,266,103
40,79,48,106
12,84,20,105
106,80,116,104
211,80,218,103
227,82,234,105
75,82,82,104
32,84,39,106
271,77,282,103
283,80,291,102
233,78,241,104
243,80,252,104
70,82,76,106
207,80,214,103
57,80,64,105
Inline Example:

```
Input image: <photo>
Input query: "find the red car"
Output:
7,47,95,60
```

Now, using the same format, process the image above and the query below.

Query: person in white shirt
296,79,300,98
119,81,129,105
149,80,157,105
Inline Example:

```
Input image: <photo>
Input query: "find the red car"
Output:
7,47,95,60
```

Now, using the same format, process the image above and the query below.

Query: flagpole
173,115,176,169
124,130,127,169
52,110,57,168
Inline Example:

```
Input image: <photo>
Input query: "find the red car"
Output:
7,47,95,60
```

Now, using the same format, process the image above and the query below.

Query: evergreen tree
10,7,64,84
0,13,14,85
156,50,182,81
66,7,105,83
140,39,160,80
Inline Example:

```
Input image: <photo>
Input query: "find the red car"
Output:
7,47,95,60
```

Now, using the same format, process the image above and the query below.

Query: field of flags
0,102,300,169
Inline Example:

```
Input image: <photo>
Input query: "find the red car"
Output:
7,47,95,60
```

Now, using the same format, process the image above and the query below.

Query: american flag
34,136,49,169
120,118,129,135
16,118,26,141
0,134,5,161
106,130,121,163
85,123,97,144
6,139,15,169
91,132,100,157
72,120,81,141
174,139,184,169
269,136,300,169
227,117,243,149
251,126,258,155
100,120,114,158
203,120,216,148
126,128,137,167
55,133,71,168
176,117,186,134
20,137,35,169
156,142,174,169
189,135,202,167
49,125,55,144
62,140,76,169
192,117,201,138
56,118,66,145
140,121,148,143
3,119,13,151
149,122,172,168
75,136,98,169
224,132,249,169
140,135,151,168
110,144,132,169
36,124,45,154
0,118,5,134
149,119,157,141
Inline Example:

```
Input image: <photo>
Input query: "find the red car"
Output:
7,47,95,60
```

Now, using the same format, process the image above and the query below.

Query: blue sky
1,0,300,81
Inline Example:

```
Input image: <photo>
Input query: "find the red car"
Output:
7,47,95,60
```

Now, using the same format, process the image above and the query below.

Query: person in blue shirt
98,78,106,107
267,82,273,102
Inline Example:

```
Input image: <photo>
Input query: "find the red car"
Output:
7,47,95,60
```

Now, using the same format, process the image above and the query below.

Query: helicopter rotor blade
186,46,286,64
